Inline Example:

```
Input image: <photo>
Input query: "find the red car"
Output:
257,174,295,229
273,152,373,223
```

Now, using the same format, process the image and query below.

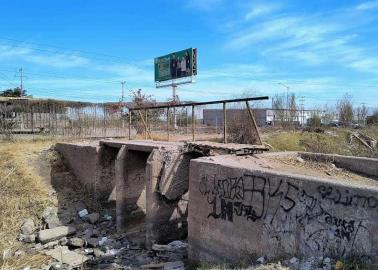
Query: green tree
0,87,27,97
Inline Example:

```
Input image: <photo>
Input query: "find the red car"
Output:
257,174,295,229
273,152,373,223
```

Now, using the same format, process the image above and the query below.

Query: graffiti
198,173,376,258
199,174,300,223
317,185,378,210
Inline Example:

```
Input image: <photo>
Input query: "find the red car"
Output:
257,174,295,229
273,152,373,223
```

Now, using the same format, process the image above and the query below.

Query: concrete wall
299,152,378,178
188,156,378,264
55,142,118,202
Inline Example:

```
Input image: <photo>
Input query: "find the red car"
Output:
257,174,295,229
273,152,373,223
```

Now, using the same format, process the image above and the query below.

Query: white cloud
245,3,279,20
356,1,378,10
0,43,90,68
224,8,378,74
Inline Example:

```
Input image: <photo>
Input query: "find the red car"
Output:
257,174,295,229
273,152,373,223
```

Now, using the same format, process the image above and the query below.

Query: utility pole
15,68,24,96
299,96,305,127
120,81,126,103
278,82,290,122
172,84,178,129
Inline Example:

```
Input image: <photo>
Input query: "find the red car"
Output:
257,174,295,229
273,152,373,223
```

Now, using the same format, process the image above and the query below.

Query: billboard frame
154,48,197,89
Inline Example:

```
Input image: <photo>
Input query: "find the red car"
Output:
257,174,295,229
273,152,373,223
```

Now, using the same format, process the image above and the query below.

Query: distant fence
0,98,130,139
0,96,270,143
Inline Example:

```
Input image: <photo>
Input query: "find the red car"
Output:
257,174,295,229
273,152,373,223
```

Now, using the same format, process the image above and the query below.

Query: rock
98,236,108,246
45,246,88,267
289,257,299,265
14,250,26,258
59,237,68,246
256,256,266,264
2,248,13,260
84,248,94,255
49,262,62,270
42,240,59,249
152,244,172,252
38,226,76,244
141,262,166,269
323,257,331,264
46,216,62,229
68,237,85,248
74,201,87,212
93,248,105,257
163,261,185,270
21,219,35,235
86,238,99,248
42,207,62,229
167,240,188,252
86,213,100,224
296,156,305,163
78,209,89,218
32,243,43,251
19,233,36,243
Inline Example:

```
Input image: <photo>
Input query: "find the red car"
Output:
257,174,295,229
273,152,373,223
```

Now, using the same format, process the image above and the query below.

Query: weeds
0,140,54,269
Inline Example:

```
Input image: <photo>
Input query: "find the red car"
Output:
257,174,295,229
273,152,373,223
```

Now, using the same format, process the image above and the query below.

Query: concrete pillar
115,145,128,232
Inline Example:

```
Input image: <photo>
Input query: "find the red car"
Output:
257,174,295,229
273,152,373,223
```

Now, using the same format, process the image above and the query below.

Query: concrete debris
256,256,266,264
152,244,172,252
14,250,26,258
59,237,68,246
49,262,62,270
78,209,89,218
93,248,105,257
86,237,99,247
42,240,59,249
21,218,35,235
289,257,299,265
98,236,108,246
86,212,100,224
296,156,305,163
19,233,36,243
38,226,76,243
68,237,85,248
45,246,88,267
167,240,188,250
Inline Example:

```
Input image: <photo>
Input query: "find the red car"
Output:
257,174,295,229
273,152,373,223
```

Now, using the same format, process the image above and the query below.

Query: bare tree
272,94,286,126
129,89,163,135
337,93,354,125
0,103,16,140
287,93,297,125
355,104,369,125
322,104,336,125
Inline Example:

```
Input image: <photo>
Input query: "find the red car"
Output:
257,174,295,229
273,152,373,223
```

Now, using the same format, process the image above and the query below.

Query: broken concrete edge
191,155,378,192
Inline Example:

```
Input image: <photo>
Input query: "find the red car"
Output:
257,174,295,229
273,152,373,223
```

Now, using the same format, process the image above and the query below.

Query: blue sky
0,0,377,110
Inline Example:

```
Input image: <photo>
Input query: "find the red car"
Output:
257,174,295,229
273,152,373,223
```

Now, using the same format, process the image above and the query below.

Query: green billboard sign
154,48,197,82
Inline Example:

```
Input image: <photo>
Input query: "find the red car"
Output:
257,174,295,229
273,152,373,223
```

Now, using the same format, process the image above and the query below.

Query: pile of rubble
3,202,187,270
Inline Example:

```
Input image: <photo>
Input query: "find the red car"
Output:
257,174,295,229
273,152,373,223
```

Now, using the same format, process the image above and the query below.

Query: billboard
154,48,197,82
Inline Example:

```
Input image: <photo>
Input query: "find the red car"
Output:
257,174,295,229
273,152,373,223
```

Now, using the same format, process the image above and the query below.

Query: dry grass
264,127,378,158
0,139,55,269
